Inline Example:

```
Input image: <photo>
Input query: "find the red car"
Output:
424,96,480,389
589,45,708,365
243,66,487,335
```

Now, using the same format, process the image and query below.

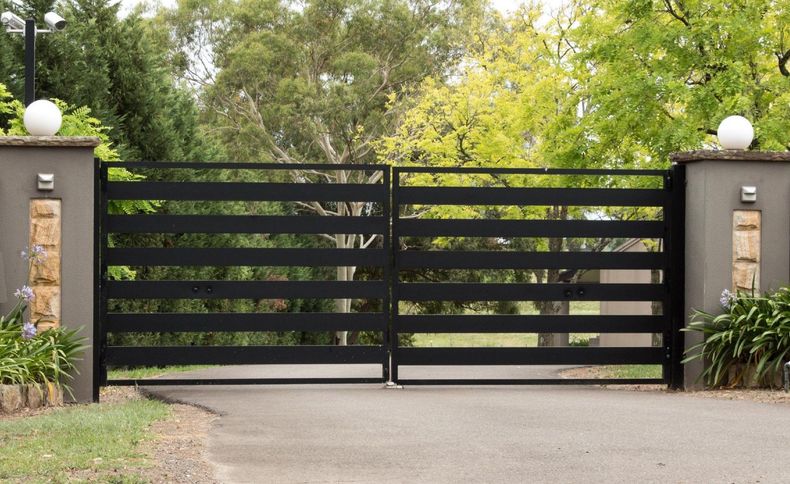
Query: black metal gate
95,162,685,396
390,166,685,388
96,162,390,391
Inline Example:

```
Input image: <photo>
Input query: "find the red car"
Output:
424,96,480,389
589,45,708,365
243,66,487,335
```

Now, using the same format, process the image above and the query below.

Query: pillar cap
0,136,101,147
671,150,790,163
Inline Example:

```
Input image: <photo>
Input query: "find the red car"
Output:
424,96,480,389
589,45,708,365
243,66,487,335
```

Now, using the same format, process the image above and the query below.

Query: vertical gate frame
382,166,392,383
666,163,686,389
388,166,401,384
92,158,102,402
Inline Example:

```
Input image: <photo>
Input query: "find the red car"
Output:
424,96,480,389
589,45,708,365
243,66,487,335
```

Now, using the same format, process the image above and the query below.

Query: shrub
0,318,85,388
683,287,790,388
0,246,86,393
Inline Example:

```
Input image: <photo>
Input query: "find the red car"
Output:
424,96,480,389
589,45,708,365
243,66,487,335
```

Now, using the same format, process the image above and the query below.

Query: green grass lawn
596,364,663,379
412,301,600,347
0,397,169,482
413,332,597,347
414,332,539,347
108,365,214,380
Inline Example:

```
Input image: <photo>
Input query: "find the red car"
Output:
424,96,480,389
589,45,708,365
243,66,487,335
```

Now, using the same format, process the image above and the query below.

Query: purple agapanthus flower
21,245,47,263
14,285,34,302
720,289,736,310
21,322,37,340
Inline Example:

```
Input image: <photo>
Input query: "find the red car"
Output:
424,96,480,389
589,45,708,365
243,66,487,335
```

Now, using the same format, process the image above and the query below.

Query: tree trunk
334,229,357,346
536,211,569,347
537,299,570,347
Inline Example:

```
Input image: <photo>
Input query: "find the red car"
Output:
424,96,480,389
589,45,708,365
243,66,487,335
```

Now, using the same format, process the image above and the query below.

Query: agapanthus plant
21,245,47,263
719,289,735,310
21,321,37,340
683,287,790,388
0,246,86,390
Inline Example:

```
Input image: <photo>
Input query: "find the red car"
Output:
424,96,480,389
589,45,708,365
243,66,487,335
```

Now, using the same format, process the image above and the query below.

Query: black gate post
92,158,102,402
98,163,109,395
666,163,686,389
389,167,400,383
382,166,392,382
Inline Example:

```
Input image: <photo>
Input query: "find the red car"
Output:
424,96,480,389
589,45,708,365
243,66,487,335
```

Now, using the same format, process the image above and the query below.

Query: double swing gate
95,161,685,397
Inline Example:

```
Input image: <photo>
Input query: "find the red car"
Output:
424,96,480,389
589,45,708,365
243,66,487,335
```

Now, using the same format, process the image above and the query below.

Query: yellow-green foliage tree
576,0,790,158
381,0,790,344
380,3,636,345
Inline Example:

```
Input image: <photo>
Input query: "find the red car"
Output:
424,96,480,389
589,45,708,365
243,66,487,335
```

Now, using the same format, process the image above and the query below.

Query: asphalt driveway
145,365,790,483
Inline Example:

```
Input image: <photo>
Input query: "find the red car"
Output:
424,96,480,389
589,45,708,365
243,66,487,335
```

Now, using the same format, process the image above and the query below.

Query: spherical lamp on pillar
23,99,62,136
717,115,754,150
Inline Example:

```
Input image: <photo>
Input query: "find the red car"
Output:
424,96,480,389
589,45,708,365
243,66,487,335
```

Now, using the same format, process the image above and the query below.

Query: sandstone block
733,261,759,292
36,321,58,332
733,210,760,230
0,385,23,413
25,384,44,409
45,382,63,406
30,286,61,325
30,218,60,247
30,199,61,219
30,250,60,285
733,230,760,262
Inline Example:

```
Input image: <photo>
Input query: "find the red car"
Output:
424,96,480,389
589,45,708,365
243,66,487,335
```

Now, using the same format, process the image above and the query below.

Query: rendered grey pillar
0,136,101,403
671,150,790,389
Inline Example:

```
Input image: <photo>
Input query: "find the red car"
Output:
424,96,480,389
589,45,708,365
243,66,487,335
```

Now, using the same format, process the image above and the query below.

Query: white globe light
23,100,63,136
717,115,753,150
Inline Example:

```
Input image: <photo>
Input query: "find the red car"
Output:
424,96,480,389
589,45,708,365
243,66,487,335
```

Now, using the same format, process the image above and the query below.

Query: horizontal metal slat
394,167,668,176
105,345,387,366
107,280,386,299
394,315,666,333
105,162,385,171
397,219,665,238
108,377,385,386
396,283,666,301
107,248,386,267
395,347,664,365
396,378,666,385
397,251,664,270
397,187,667,206
106,312,388,333
106,182,386,201
106,215,386,234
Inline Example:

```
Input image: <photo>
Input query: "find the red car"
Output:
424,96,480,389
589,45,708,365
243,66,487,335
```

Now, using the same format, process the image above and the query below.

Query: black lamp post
1,11,67,106
24,18,35,106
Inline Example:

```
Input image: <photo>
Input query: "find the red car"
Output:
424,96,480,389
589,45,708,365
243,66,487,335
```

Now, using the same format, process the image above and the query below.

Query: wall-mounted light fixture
740,186,757,203
37,173,54,191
